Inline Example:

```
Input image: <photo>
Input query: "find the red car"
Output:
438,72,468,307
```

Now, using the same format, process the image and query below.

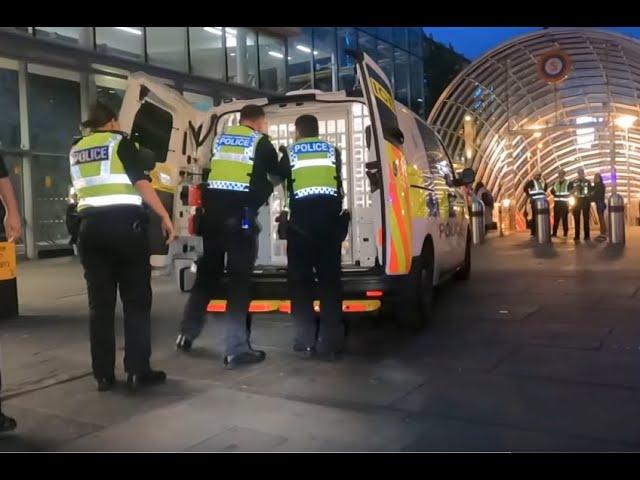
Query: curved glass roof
428,28,640,211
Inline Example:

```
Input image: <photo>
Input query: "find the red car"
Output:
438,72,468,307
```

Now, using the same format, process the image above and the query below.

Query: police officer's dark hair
81,102,118,129
239,104,266,122
295,115,319,138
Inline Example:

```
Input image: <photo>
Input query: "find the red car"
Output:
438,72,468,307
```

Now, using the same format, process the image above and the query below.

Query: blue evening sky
423,27,640,60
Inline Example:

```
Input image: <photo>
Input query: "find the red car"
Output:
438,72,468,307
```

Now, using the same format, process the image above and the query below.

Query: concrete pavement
1,229,640,451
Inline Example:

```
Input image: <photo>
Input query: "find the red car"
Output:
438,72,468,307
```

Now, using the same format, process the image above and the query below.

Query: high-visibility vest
573,179,591,198
287,137,338,199
552,180,570,202
69,132,142,211
528,179,546,200
150,162,176,194
208,125,262,192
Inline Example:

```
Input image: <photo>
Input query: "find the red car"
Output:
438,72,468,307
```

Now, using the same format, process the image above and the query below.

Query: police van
118,52,475,328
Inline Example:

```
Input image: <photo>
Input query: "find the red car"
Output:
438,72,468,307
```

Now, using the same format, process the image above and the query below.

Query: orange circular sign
537,49,572,84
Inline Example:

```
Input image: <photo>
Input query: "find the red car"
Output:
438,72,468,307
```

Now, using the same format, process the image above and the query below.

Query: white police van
118,52,474,328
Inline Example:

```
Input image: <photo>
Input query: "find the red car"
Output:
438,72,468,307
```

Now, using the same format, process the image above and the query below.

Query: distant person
474,181,495,230
550,169,570,238
592,173,607,240
569,167,592,242
0,153,21,432
523,171,547,237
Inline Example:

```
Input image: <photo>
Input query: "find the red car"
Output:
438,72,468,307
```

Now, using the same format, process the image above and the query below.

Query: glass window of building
410,55,425,116
394,49,410,108
184,91,214,112
27,65,81,153
392,28,408,50
226,27,258,88
189,27,226,80
376,39,394,85
258,32,286,92
358,31,377,61
146,27,188,72
408,28,423,56
313,27,337,92
95,27,144,62
377,27,393,43
0,63,20,149
95,74,128,114
287,28,313,91
337,27,357,92
35,27,84,45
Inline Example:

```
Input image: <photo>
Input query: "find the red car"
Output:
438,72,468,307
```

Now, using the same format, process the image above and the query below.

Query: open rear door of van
118,73,199,263
352,52,413,275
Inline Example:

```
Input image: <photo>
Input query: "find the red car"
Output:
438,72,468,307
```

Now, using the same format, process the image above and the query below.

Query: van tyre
395,245,434,330
453,232,471,282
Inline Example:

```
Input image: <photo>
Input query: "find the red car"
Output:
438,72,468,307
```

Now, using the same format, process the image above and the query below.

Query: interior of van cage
215,100,379,271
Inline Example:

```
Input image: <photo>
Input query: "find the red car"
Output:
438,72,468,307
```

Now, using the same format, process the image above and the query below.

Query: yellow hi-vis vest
208,125,262,192
287,137,338,199
552,180,570,202
69,132,142,211
528,179,546,200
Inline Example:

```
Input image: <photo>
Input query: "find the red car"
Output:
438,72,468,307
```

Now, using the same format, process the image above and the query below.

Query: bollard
471,199,485,245
534,197,551,244
0,236,18,319
608,193,625,245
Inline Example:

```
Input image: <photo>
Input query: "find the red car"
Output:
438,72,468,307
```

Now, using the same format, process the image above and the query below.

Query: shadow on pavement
598,243,625,261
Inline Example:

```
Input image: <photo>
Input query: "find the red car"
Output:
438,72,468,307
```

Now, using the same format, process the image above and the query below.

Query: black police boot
96,375,116,392
176,334,193,352
223,350,266,369
127,370,167,391
0,413,17,433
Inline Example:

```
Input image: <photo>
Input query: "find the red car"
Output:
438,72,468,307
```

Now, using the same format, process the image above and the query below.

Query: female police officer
70,103,175,391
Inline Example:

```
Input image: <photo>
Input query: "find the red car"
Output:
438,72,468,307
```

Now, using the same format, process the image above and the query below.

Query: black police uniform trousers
529,199,539,235
287,198,344,353
77,207,152,379
181,205,258,356
553,200,569,236
573,197,591,239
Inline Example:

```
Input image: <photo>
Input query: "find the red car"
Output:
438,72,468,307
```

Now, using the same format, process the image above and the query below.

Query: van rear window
366,65,401,148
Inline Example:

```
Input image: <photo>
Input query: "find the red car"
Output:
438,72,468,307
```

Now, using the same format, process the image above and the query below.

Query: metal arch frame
428,27,640,214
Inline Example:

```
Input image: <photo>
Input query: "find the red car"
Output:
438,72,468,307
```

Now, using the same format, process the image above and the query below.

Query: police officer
70,103,175,392
280,115,346,359
569,167,592,241
550,168,570,238
177,104,282,368
0,153,20,432
523,171,547,237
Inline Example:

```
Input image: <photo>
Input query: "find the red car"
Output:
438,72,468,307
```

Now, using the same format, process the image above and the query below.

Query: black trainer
176,334,193,352
127,370,167,391
96,376,116,392
0,413,17,433
223,350,266,368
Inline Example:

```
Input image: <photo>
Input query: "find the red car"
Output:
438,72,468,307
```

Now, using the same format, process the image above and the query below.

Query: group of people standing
524,168,608,241
1,102,348,432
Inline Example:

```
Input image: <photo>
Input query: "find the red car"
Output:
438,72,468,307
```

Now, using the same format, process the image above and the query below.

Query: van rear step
207,299,382,314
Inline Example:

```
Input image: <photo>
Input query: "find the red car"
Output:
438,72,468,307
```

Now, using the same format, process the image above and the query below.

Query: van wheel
454,233,471,281
395,246,434,330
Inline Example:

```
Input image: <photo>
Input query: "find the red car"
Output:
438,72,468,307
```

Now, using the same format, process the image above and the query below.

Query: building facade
0,27,425,258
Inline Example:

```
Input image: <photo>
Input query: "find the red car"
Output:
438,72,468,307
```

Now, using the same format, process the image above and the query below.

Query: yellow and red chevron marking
384,141,412,275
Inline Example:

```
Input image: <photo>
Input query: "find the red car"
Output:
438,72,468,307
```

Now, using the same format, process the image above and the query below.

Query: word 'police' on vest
71,146,110,165
292,142,331,154
218,135,253,148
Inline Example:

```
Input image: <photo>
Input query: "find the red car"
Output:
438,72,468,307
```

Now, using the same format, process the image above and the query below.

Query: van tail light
366,290,383,297
188,184,202,207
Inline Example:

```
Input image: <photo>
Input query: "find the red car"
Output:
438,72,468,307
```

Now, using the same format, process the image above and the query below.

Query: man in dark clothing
0,154,20,432
569,167,592,241
177,104,283,368
550,168,570,237
279,115,346,359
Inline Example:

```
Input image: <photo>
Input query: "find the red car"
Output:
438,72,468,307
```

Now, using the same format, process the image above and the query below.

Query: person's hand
4,211,21,243
161,215,176,245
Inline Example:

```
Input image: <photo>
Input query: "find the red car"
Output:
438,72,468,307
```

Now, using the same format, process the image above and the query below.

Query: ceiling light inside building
203,27,222,36
268,51,284,59
115,27,142,35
